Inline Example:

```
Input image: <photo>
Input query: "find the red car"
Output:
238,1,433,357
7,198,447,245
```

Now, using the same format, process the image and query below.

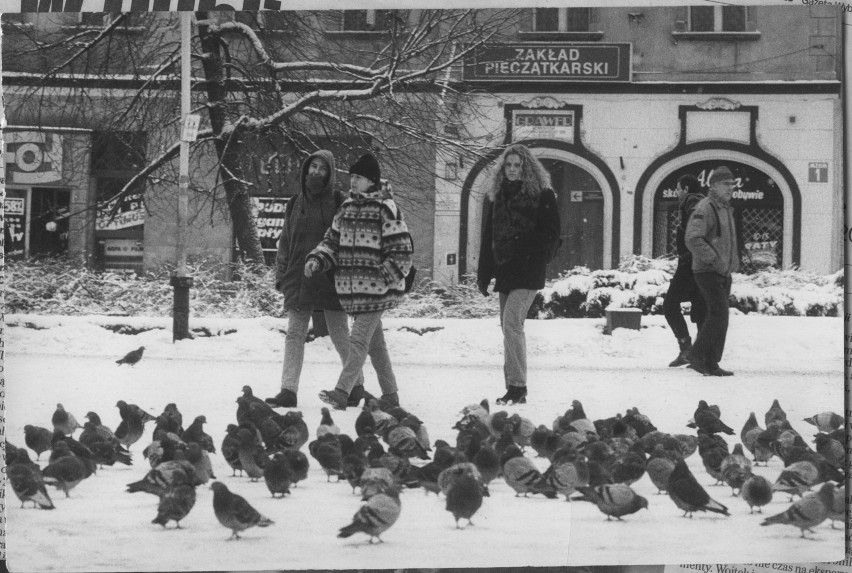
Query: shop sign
464,43,631,82
103,239,144,259
808,162,828,183
96,192,145,231
4,131,63,185
512,110,575,142
655,161,782,209
253,196,288,254
3,194,26,258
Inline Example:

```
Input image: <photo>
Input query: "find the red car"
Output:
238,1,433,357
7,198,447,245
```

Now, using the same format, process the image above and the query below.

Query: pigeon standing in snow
210,481,274,540
445,473,486,528
501,445,557,498
221,424,243,477
338,485,402,543
764,399,787,426
741,474,773,513
24,425,54,460
719,444,752,496
317,407,341,437
42,455,93,497
8,463,55,509
740,412,773,465
116,346,145,366
575,483,649,521
236,428,267,481
693,401,734,435
667,459,729,517
263,451,292,498
51,403,83,436
115,400,155,450
182,415,216,453
152,484,197,529
761,482,834,538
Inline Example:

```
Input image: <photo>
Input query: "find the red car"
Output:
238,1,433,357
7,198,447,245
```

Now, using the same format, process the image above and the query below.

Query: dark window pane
722,6,746,31
689,6,714,32
534,8,558,32
342,10,367,31
565,8,589,32
92,132,147,172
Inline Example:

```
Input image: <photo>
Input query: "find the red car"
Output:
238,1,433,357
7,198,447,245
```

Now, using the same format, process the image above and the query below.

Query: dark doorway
541,158,604,277
30,188,70,257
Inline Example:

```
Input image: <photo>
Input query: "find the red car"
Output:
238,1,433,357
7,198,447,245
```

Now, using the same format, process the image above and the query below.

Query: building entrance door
29,188,71,257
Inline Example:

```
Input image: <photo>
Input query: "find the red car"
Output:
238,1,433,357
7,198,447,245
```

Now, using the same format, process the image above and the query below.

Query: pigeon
611,440,646,485
741,474,773,513
543,454,590,501
355,404,377,438
646,446,677,494
152,484,197,529
154,403,184,439
50,431,97,466
236,428,267,481
185,442,216,484
317,407,341,437
210,481,274,540
24,425,54,459
42,455,92,497
410,446,456,494
115,400,154,450
237,385,275,425
385,424,430,460
771,460,820,499
342,451,368,494
438,462,483,497
813,433,844,468
309,434,343,481
472,442,501,486
575,483,648,520
446,473,486,528
338,485,402,543
360,467,397,500
565,400,597,437
693,400,735,435
761,482,834,538
51,403,83,436
400,414,432,452
741,412,773,465
278,411,310,450
281,448,310,486
221,425,243,476
126,454,198,496
827,483,844,528
8,463,55,509
7,441,38,467
182,415,216,453
501,445,558,498
263,451,292,498
720,444,752,496
803,411,844,433
667,459,729,517
765,399,787,426
80,415,132,467
116,346,145,366
459,399,490,425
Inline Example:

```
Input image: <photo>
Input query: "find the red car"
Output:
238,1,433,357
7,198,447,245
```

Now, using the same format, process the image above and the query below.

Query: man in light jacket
685,165,739,377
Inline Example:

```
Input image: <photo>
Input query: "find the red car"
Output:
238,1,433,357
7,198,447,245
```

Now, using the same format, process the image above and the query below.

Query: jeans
690,272,732,368
663,260,707,341
334,311,398,397
499,289,538,388
281,307,364,393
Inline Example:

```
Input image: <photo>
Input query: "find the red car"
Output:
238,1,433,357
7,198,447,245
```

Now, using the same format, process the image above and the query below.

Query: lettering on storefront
253,197,288,249
96,192,145,231
512,111,575,142
465,43,631,82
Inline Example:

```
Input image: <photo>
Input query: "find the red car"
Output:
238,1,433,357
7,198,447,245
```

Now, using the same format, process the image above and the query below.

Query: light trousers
499,289,538,388
334,311,398,397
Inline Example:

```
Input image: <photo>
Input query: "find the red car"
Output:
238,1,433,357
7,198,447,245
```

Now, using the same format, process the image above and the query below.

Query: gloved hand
304,259,320,278
478,279,490,297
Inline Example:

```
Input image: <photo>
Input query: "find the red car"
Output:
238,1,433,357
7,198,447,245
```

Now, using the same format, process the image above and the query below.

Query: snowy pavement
4,314,844,570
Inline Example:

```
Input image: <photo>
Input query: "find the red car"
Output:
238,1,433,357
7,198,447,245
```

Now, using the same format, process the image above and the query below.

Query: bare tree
3,9,520,262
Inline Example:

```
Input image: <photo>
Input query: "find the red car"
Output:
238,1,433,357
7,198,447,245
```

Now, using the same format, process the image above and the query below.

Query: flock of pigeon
8,365,846,546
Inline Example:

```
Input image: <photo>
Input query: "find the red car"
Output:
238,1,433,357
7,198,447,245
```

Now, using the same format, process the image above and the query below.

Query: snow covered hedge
531,256,843,319
3,255,842,319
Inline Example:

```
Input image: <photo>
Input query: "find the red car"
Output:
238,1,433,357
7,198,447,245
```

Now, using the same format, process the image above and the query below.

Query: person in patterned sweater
306,153,414,410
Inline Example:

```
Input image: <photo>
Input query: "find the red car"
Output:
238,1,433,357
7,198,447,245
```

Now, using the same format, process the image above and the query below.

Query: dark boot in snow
347,384,365,407
265,389,297,408
496,385,527,405
669,337,692,367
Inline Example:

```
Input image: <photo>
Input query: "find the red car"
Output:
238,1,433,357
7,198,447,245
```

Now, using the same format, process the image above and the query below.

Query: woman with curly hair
477,144,561,405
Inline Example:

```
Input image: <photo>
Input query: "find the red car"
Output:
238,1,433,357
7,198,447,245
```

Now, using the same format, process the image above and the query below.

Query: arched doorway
541,158,604,275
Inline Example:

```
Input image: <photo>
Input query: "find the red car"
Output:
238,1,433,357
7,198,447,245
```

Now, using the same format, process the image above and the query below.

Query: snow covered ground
4,312,845,571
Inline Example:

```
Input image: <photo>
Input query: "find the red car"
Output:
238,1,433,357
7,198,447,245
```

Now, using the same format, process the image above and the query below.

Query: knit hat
709,166,734,185
349,153,381,186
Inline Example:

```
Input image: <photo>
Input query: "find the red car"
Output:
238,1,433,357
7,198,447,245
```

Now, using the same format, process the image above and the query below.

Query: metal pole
171,11,193,341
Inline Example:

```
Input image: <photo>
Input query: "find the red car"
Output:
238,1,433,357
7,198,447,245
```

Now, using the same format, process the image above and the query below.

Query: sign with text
808,162,828,183
512,110,575,142
96,192,145,231
464,43,631,82
253,196,288,253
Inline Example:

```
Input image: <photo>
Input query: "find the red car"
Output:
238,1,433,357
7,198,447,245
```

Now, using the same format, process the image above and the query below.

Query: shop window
739,208,783,274
688,6,746,32
533,8,590,32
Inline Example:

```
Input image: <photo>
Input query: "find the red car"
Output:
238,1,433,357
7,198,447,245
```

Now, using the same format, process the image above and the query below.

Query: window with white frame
688,5,746,32
533,8,590,32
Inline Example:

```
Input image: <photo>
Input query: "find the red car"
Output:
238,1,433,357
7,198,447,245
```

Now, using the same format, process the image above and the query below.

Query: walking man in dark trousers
663,174,707,367
685,165,739,377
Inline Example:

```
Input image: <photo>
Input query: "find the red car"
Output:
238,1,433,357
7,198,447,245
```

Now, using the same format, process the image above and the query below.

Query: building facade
2,5,844,284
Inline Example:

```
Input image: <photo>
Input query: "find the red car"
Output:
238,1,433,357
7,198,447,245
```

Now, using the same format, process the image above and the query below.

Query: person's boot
668,337,692,367
704,364,734,377
378,392,400,409
496,385,527,405
347,384,365,408
318,388,348,411
265,388,297,408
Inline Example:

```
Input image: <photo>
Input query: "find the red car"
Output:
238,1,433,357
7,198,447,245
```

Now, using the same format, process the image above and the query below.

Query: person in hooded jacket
477,144,561,406
306,153,414,411
662,173,708,367
265,150,367,409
